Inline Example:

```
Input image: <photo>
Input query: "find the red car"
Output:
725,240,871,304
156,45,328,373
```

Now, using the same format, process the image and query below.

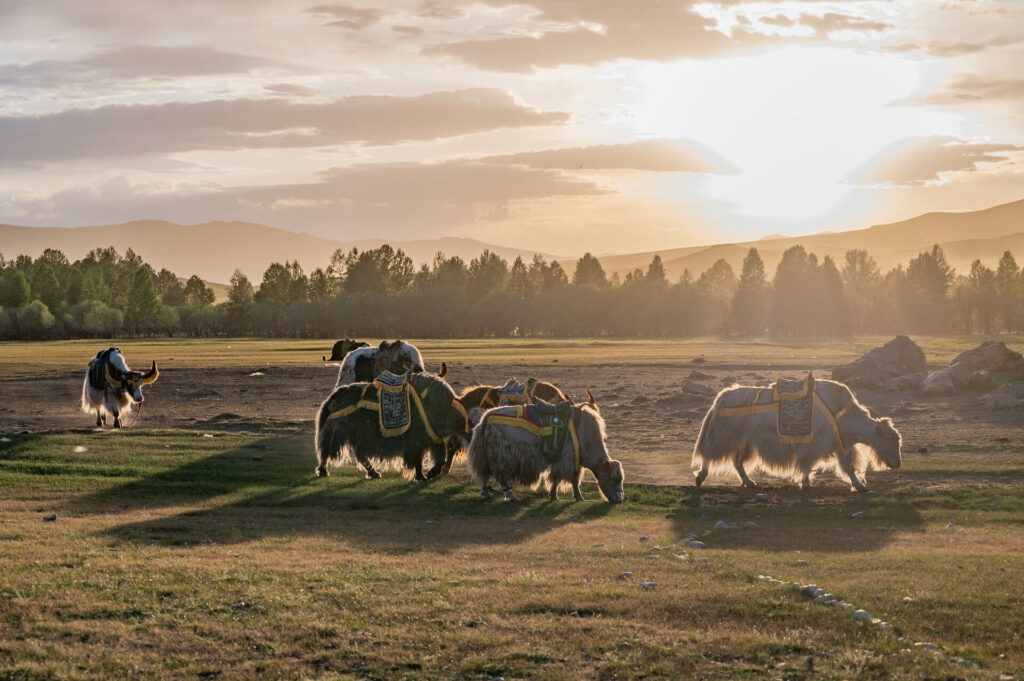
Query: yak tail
314,399,345,468
691,404,716,471
466,417,491,488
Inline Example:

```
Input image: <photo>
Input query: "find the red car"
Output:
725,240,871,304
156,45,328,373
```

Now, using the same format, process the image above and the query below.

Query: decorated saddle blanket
497,378,529,405
488,403,582,469
86,347,119,391
373,371,412,436
774,375,814,444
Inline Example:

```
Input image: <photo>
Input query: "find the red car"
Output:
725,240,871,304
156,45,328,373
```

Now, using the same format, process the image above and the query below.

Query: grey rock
853,609,874,622
832,335,927,387
681,380,718,397
618,572,634,580
641,582,657,589
687,540,706,550
851,511,868,519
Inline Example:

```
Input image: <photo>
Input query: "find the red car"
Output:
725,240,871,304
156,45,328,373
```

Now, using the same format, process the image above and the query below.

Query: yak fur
80,348,159,429
336,339,425,386
315,371,470,481
467,404,624,502
692,378,902,491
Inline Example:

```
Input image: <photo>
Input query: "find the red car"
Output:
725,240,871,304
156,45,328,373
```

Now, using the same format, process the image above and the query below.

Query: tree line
1,242,1022,339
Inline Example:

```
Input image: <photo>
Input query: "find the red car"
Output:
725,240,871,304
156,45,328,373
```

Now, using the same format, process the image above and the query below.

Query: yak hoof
695,471,708,487
573,493,584,502
480,488,492,499
741,481,757,489
315,466,329,478
504,490,518,502
364,470,381,480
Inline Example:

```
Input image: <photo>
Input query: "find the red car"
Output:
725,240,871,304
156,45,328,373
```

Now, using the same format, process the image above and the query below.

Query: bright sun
631,45,956,233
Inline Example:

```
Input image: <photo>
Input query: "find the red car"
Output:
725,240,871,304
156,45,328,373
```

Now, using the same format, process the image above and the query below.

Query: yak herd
82,339,904,502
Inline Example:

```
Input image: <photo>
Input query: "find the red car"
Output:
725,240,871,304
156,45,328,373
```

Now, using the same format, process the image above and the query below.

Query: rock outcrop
832,336,927,388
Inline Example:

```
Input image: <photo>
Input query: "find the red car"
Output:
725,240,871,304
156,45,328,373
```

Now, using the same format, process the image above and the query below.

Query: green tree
507,256,531,297
771,245,819,334
573,253,608,288
339,246,414,294
994,251,1021,331
226,270,255,333
155,268,185,306
308,267,337,300
467,249,508,296
183,275,215,306
30,260,62,311
0,269,31,307
903,245,955,332
64,265,84,305
125,266,161,331
731,248,768,335
645,255,668,288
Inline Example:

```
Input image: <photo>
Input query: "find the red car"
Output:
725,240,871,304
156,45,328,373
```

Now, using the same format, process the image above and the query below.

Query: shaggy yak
336,339,427,385
81,347,159,428
315,371,470,481
692,377,902,491
458,378,568,413
325,338,369,362
467,396,623,503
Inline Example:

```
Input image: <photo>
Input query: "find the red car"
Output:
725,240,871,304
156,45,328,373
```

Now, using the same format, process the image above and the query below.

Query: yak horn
586,388,597,406
142,361,159,384
438,361,448,378
105,362,125,388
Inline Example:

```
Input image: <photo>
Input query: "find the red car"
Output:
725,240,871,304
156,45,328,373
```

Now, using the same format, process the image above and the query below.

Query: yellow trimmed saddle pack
326,372,462,444
488,401,583,472
717,373,852,453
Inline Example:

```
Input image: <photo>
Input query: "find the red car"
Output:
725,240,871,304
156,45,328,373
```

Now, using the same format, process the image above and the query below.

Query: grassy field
2,337,1023,679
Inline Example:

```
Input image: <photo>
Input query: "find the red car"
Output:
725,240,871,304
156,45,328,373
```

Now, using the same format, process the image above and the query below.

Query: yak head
871,417,902,470
380,339,424,374
593,459,625,504
106,360,159,403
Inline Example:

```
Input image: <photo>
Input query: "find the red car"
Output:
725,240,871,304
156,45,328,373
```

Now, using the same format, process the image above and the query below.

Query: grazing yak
692,376,902,492
467,395,623,503
336,339,426,386
315,371,470,481
81,347,159,428
325,338,369,362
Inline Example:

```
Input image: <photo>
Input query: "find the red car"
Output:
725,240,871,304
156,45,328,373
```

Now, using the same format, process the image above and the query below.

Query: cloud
798,12,892,33
305,4,383,29
886,34,1024,57
422,0,779,72
0,45,273,89
2,160,604,237
907,75,1024,106
0,89,569,165
483,139,737,174
848,136,1021,186
263,83,319,97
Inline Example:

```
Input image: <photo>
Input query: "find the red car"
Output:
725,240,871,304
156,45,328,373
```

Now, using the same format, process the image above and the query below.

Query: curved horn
438,361,448,378
586,388,597,406
141,361,159,384
105,362,125,389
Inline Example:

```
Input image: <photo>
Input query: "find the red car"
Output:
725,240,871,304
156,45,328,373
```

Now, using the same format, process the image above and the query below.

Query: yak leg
837,453,868,492
571,469,584,501
735,459,756,488
547,475,559,501
112,414,122,429
695,467,708,487
801,471,812,490
96,411,103,428
498,478,518,502
353,451,381,479
424,443,446,480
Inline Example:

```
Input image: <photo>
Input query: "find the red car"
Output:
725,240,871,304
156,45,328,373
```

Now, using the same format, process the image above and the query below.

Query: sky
1,0,1022,255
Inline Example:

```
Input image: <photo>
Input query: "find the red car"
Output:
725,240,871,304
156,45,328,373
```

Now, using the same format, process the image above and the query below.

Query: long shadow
66,433,614,550
666,479,927,553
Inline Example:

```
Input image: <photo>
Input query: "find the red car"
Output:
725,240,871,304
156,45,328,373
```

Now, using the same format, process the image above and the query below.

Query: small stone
568,610,580,617
812,588,825,598
878,621,892,630
513,528,524,534
618,642,632,650
639,536,649,542
449,579,462,585
800,585,817,597
0,436,11,442
618,572,633,580
202,433,214,438
743,521,757,528
795,559,809,566
754,493,769,502
853,609,874,622
73,445,87,453
664,513,676,519
944,522,954,531
688,541,705,550
713,520,729,530
425,519,434,524
592,543,604,548
695,557,710,564
42,513,57,522
914,642,937,651
814,594,837,604
851,511,868,519
902,596,914,602
640,582,657,589
875,526,890,531
645,555,660,560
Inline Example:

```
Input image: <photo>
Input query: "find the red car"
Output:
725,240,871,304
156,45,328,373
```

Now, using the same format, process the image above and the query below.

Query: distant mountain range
585,198,1024,281
1,198,1022,286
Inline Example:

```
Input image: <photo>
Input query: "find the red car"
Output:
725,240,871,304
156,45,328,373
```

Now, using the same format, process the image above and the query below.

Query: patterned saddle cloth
497,378,529,405
490,402,581,466
774,374,814,444
87,347,119,391
373,371,411,436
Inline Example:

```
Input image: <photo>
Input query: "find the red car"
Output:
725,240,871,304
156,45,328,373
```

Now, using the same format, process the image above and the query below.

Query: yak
315,371,470,481
325,338,369,362
81,347,159,429
336,339,426,386
692,377,902,492
467,398,623,503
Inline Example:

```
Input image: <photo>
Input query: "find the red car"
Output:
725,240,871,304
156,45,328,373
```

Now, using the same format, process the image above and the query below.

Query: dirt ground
3,344,1022,489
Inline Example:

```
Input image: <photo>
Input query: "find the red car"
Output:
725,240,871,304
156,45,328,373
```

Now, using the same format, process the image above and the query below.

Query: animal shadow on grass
74,435,612,551
674,481,926,553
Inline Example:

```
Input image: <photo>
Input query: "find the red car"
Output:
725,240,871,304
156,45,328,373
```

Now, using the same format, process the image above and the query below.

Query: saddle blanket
774,376,814,444
487,404,583,469
374,371,411,436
